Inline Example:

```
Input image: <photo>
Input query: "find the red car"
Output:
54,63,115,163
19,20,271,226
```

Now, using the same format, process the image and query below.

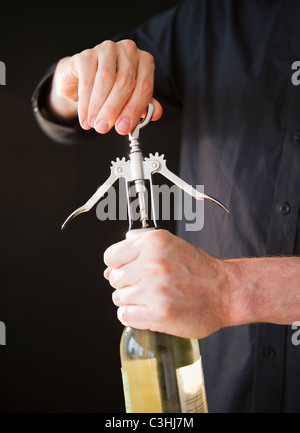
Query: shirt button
280,202,291,214
263,347,276,359
294,131,300,142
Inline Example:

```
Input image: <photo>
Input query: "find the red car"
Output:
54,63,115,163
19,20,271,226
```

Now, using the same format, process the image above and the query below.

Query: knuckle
120,39,137,53
141,50,155,67
80,78,93,94
151,282,168,298
98,65,116,84
153,258,171,277
98,40,116,52
124,102,143,118
135,78,153,98
147,229,170,250
157,296,173,321
80,48,95,62
102,103,120,120
116,72,135,93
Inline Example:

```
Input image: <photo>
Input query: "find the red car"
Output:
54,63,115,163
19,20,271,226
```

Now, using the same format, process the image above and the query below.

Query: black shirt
32,0,300,412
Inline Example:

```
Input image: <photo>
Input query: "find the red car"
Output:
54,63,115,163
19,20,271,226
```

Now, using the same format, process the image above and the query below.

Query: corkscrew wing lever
147,153,229,213
61,171,118,230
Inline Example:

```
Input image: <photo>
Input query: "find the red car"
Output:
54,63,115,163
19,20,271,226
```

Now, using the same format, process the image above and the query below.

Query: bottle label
121,369,132,413
121,358,162,413
176,359,208,413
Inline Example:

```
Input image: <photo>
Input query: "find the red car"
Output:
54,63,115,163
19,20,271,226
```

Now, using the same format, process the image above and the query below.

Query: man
32,0,300,412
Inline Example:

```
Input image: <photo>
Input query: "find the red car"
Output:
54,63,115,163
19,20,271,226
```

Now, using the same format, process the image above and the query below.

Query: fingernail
103,267,110,280
117,306,127,324
117,118,131,132
82,119,90,130
95,119,109,134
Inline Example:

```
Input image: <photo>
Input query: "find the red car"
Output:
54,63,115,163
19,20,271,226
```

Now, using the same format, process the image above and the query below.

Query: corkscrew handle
129,103,155,141
128,103,155,229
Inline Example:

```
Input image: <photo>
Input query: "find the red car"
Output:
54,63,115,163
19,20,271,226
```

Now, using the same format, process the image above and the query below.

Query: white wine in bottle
120,327,208,413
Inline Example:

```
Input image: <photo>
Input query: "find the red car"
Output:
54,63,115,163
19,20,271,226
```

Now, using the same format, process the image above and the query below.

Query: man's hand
103,229,300,339
49,40,163,134
103,229,233,339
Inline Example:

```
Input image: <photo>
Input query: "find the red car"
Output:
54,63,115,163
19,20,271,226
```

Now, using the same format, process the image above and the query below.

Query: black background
0,0,181,412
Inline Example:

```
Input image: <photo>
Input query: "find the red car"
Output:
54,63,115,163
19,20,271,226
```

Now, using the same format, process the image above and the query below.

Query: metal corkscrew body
61,103,228,231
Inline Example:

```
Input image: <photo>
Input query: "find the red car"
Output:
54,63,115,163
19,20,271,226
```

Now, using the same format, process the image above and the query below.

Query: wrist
218,257,255,329
219,256,300,328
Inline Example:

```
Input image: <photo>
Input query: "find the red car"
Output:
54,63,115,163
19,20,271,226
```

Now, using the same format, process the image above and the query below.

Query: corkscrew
61,103,228,231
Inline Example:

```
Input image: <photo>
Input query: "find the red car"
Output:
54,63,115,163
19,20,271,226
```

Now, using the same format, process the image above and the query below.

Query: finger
115,50,157,135
117,305,152,330
117,305,179,336
149,98,163,121
94,41,138,134
108,265,141,290
103,238,139,268
112,285,145,306
138,98,163,123
87,42,117,128
75,50,98,129
103,267,111,280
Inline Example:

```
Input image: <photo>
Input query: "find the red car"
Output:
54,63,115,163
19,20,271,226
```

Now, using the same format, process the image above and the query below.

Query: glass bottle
120,327,208,413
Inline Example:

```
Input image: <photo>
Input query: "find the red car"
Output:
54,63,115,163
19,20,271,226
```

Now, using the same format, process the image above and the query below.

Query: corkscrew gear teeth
61,103,228,230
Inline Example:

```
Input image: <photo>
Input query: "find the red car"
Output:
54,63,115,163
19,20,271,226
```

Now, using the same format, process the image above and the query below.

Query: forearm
225,256,300,328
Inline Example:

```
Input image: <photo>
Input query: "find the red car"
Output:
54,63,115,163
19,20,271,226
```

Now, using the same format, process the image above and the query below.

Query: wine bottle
120,323,208,413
